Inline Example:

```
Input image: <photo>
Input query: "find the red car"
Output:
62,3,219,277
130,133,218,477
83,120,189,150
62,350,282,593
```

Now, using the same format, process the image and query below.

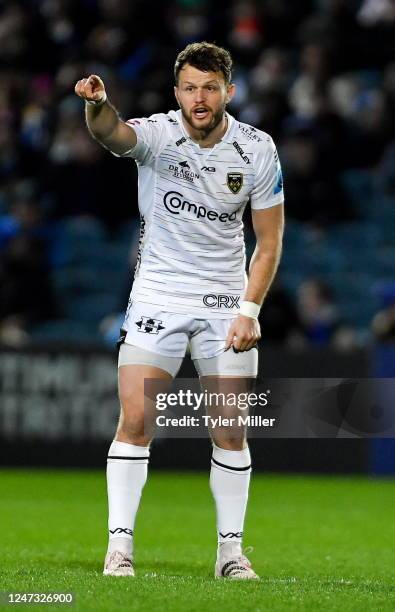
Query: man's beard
180,102,226,139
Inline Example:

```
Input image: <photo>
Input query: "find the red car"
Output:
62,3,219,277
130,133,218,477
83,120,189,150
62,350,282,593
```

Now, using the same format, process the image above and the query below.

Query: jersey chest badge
227,172,243,194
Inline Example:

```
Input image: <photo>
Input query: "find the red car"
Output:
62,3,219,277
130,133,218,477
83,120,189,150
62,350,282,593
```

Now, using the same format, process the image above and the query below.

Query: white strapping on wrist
86,92,107,106
240,301,260,319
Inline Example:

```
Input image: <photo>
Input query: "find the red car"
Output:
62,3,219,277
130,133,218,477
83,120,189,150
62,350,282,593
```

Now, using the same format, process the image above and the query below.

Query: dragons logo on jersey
135,317,165,334
227,172,243,194
168,161,200,183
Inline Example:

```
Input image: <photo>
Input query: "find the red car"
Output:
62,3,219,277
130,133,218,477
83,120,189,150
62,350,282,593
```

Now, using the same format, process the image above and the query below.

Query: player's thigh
118,342,182,412
118,363,173,435
118,363,173,408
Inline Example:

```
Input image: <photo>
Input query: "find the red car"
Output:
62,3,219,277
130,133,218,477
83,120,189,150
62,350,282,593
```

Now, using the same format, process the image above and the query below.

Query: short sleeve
250,137,284,210
112,115,167,165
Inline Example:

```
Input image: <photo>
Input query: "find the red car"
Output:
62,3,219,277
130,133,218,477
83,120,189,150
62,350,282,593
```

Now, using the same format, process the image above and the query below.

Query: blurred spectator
281,128,353,225
229,0,263,55
259,280,302,344
296,279,341,345
250,47,290,94
0,190,54,346
358,0,395,26
169,0,211,46
372,281,395,343
372,303,395,343
289,43,332,119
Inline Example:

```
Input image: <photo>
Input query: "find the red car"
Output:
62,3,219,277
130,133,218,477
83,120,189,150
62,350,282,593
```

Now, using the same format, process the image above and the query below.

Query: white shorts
118,301,258,377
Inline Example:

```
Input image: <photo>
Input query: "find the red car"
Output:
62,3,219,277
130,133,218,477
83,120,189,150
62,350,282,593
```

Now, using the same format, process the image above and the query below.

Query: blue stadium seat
56,216,108,265
30,319,98,343
327,222,380,250
116,219,140,245
61,293,120,324
338,299,376,328
340,170,375,214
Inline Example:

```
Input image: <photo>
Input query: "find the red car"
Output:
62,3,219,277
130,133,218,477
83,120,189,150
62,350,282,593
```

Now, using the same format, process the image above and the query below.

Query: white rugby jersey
115,109,284,318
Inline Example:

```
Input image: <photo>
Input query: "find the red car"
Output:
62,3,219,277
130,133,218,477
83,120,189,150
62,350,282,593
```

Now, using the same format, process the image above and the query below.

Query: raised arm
74,75,137,156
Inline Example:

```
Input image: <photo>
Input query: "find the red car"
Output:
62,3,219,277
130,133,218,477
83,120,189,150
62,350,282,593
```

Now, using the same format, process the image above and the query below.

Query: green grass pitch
0,469,394,611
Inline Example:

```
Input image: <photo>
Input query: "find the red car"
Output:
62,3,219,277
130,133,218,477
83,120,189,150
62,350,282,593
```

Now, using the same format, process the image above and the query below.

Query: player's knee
116,409,146,440
118,383,143,409
117,431,151,446
116,419,150,446
212,434,247,451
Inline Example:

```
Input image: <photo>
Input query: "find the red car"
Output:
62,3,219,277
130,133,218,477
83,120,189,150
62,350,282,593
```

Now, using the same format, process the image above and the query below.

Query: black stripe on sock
107,455,149,460
211,457,251,471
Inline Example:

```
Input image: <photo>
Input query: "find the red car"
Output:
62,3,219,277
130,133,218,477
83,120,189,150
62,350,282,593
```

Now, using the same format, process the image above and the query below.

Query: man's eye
186,87,193,92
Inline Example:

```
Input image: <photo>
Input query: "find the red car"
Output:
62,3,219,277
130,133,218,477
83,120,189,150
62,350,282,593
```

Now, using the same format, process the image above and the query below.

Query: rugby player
75,42,284,579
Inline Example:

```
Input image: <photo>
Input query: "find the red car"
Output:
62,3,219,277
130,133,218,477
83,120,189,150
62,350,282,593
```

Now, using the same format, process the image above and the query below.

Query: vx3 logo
163,191,236,223
109,528,133,536
203,294,240,308
219,532,243,538
201,166,216,172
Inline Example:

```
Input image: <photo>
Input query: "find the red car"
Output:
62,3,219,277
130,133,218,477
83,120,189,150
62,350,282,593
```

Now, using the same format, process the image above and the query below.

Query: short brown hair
174,41,233,84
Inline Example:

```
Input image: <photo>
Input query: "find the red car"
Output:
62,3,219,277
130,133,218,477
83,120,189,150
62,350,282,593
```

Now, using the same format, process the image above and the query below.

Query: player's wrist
240,301,260,319
86,92,107,107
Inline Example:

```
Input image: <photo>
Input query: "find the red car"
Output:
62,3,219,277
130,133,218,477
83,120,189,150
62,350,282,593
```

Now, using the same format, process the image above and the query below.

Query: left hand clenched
225,315,261,352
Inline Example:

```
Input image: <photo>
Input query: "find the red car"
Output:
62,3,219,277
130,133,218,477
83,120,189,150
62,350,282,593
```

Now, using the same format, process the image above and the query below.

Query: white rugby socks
210,444,251,558
106,440,150,558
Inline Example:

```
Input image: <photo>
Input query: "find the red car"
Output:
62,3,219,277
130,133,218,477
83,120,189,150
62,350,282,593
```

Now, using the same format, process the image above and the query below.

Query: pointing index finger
88,74,102,87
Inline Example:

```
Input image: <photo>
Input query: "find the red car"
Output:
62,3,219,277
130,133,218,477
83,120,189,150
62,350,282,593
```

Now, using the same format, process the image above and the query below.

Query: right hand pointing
74,75,106,104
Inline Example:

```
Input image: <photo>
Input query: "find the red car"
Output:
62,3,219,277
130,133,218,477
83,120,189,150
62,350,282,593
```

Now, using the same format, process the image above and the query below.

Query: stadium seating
31,219,137,344
280,184,394,334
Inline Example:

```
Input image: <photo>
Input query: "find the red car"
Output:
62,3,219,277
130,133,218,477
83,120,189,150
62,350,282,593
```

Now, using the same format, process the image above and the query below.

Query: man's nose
193,88,206,103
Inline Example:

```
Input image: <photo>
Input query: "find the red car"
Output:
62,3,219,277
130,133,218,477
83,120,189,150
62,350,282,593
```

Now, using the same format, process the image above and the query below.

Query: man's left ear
174,86,180,107
226,83,236,104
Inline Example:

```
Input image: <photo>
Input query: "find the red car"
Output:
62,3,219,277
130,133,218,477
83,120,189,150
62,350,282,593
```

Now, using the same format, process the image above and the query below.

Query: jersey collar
175,109,236,146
